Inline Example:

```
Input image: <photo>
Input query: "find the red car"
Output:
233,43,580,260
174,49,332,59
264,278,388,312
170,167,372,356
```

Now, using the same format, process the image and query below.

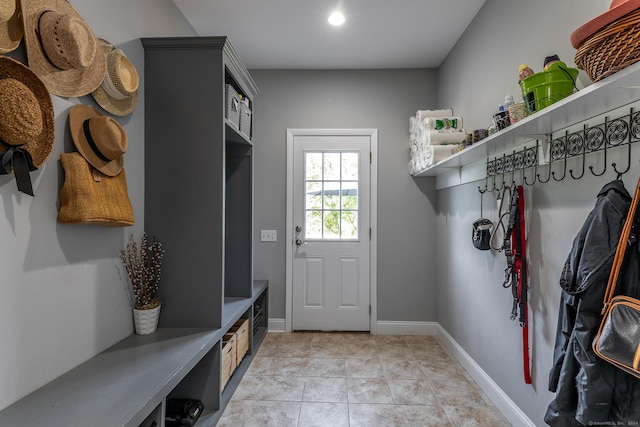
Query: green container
519,62,579,113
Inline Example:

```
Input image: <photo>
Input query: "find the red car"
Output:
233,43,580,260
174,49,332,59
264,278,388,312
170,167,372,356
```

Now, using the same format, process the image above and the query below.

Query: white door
289,131,373,331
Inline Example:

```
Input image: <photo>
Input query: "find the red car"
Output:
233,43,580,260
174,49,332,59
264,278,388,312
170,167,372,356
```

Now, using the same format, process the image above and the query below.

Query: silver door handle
295,239,307,246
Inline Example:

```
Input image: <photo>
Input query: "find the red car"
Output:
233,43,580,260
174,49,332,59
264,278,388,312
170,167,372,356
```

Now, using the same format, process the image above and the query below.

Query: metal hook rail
478,108,640,193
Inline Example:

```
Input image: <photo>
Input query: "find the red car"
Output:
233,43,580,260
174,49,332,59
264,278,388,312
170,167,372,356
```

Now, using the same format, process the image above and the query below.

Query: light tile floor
217,332,512,427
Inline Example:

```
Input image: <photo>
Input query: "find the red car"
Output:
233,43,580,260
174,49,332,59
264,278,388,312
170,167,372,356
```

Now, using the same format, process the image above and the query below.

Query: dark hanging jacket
545,179,640,426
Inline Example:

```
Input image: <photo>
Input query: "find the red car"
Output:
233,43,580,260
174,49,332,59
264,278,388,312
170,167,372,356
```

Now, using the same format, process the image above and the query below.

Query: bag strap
601,178,640,314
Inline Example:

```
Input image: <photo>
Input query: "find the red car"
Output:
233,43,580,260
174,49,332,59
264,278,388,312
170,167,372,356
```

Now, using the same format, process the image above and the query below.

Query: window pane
323,210,340,239
341,182,358,209
305,152,323,180
323,181,340,209
324,153,341,180
302,150,360,241
305,210,322,239
342,152,359,180
341,211,358,239
306,181,322,209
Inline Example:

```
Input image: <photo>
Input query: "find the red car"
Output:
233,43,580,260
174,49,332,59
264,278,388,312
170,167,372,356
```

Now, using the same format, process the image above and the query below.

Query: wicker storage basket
575,8,640,82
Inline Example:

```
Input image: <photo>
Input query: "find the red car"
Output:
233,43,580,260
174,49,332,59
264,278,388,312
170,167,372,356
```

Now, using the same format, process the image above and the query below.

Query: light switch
260,230,277,242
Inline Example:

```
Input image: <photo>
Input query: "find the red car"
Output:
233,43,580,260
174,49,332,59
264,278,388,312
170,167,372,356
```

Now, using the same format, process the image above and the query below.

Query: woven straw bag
58,152,134,226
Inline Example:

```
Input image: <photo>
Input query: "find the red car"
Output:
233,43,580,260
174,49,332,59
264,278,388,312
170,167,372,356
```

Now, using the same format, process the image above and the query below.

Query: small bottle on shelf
543,55,561,71
518,64,534,81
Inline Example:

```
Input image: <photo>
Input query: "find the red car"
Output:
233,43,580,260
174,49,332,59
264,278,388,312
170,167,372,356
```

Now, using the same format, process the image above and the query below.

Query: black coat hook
569,128,586,180
478,176,488,194
538,162,552,183
612,110,633,178
590,117,609,177
524,141,539,186
612,142,631,177
552,140,568,182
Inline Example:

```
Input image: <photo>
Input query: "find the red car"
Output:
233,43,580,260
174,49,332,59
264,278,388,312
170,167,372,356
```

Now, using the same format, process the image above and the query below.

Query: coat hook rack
478,107,640,193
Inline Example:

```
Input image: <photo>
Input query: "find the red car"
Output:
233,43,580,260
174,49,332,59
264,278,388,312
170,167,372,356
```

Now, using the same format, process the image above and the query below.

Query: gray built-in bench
0,280,268,427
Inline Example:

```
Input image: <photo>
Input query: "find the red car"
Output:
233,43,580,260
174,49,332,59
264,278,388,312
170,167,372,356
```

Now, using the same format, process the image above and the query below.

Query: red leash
512,185,531,384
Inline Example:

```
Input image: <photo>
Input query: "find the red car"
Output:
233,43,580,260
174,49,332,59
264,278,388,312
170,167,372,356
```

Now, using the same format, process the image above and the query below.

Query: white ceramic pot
133,305,161,335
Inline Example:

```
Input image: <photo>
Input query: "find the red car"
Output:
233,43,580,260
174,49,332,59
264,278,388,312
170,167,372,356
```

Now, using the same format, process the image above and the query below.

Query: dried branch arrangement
120,233,164,309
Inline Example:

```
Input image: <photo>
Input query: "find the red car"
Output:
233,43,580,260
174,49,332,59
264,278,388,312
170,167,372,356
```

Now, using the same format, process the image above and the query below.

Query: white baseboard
268,318,285,332
268,319,439,335
436,325,535,427
375,320,439,335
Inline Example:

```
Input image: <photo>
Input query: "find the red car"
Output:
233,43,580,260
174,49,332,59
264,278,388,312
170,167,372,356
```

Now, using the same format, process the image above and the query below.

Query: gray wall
0,0,195,411
250,69,439,321
436,0,629,424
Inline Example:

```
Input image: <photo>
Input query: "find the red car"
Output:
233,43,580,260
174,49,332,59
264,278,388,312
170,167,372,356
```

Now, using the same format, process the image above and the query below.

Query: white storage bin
225,84,240,129
239,103,252,137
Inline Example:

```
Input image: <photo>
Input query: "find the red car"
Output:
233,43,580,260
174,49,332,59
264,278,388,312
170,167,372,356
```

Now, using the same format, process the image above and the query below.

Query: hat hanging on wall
20,0,106,97
68,105,127,176
570,0,640,48
0,56,55,196
0,0,23,54
91,39,139,116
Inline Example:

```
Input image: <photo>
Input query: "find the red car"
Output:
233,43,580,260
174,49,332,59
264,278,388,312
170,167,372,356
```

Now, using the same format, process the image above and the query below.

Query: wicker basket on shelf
575,8,640,82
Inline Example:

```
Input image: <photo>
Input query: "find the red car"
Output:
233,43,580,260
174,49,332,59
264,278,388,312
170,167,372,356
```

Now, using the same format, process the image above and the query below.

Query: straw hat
91,39,139,116
571,0,640,48
0,0,23,53
20,0,106,97
68,105,127,176
0,56,55,195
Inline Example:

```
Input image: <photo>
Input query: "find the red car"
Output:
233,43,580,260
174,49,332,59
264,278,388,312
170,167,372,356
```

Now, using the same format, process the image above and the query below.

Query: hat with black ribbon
0,56,55,196
68,105,127,177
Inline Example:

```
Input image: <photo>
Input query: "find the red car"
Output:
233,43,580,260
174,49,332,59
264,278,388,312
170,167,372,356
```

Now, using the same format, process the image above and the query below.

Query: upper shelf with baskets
412,60,640,189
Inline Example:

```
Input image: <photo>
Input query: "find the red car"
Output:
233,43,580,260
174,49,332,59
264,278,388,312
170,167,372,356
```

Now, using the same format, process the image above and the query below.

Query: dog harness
500,185,531,384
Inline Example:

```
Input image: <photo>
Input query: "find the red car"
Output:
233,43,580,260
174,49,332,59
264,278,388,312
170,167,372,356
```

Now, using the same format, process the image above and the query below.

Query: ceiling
172,0,487,69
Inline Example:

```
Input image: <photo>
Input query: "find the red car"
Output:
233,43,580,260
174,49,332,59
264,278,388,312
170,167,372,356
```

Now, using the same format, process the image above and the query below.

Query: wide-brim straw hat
21,0,106,97
91,39,139,116
68,105,127,176
0,55,54,168
0,0,23,54
571,0,640,48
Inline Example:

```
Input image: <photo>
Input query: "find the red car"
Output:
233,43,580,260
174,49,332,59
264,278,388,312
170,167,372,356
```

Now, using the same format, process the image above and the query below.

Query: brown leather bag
593,177,640,379
58,152,134,226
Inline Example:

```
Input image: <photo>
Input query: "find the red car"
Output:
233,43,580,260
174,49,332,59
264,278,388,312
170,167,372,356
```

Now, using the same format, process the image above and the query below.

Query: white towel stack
409,109,465,174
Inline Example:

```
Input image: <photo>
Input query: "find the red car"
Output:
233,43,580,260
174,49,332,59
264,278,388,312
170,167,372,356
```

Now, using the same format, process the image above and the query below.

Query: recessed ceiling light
328,11,345,26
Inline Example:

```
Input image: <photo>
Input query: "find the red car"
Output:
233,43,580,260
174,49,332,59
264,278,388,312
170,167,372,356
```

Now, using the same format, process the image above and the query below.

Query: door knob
295,225,302,233
295,239,306,246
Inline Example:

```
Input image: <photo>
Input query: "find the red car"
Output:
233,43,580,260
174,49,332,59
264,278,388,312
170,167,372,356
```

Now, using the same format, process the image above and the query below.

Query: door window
304,151,359,240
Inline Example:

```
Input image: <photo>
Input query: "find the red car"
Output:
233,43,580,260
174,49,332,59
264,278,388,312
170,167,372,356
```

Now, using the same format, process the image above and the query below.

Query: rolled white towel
421,116,463,131
426,145,462,166
416,108,454,121
409,116,417,135
424,129,466,145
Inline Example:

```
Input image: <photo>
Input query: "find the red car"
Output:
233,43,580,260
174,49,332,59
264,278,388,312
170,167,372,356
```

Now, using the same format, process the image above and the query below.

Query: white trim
285,130,294,332
436,325,536,427
375,320,438,336
268,318,286,332
369,130,378,334
285,128,378,333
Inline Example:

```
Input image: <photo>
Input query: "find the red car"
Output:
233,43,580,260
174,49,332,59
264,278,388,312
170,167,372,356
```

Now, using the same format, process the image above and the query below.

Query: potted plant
120,232,164,334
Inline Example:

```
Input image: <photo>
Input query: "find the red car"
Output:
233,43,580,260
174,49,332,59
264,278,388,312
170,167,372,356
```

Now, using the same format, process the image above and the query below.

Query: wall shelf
412,61,640,188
